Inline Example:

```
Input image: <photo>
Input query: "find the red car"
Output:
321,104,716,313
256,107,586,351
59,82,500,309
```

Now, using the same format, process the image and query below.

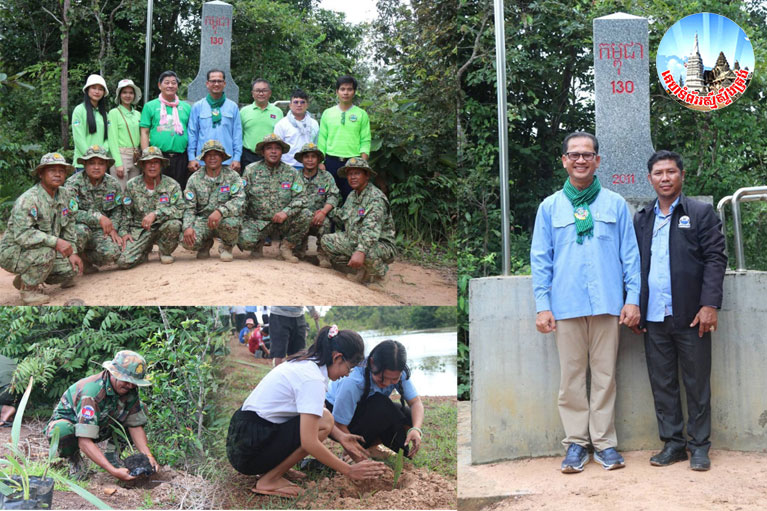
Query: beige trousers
110,147,141,192
554,314,619,451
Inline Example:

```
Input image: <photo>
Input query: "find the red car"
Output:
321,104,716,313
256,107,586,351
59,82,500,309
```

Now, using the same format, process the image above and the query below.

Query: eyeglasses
342,357,353,374
565,152,597,161
208,79,225,84
252,89,270,94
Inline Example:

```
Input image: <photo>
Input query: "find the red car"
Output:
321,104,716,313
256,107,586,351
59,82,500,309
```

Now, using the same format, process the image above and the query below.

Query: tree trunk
60,0,71,149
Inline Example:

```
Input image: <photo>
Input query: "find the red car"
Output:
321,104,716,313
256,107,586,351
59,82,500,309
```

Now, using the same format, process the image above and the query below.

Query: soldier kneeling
0,153,84,304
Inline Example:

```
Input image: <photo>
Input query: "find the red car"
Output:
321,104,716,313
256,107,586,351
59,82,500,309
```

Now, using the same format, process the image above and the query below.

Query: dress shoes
649,445,688,466
689,449,711,471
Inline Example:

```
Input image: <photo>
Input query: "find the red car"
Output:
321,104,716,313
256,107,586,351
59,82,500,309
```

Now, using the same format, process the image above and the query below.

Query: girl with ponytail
325,339,424,461
226,325,385,498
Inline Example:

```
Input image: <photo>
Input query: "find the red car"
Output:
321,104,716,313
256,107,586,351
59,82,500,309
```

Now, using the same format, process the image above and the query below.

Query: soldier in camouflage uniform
47,350,160,481
0,153,84,304
292,143,339,266
65,145,124,271
321,158,397,284
116,146,183,268
237,134,309,262
181,140,244,262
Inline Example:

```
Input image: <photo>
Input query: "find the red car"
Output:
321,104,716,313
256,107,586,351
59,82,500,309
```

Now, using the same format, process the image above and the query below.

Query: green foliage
322,306,456,334
392,448,404,488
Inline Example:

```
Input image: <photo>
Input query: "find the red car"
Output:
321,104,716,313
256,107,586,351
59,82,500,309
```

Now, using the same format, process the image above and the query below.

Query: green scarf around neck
206,93,226,126
563,176,601,244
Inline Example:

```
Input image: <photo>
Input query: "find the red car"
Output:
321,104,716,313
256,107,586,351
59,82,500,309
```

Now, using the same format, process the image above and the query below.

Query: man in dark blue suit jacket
633,150,727,472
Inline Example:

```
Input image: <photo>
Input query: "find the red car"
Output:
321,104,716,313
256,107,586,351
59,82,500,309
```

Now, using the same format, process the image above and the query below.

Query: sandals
250,482,302,498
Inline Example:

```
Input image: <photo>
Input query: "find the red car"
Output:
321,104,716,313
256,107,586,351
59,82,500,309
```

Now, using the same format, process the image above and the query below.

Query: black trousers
269,314,307,358
324,155,353,201
226,409,301,475
645,317,712,451
234,313,248,333
162,151,190,189
241,148,263,170
327,393,412,455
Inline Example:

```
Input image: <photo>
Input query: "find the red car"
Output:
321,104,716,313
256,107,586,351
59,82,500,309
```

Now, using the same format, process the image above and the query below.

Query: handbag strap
117,106,138,148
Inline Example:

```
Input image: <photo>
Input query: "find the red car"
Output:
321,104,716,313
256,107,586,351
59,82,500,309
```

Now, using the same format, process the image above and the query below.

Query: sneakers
561,443,589,473
593,447,625,470
160,254,174,264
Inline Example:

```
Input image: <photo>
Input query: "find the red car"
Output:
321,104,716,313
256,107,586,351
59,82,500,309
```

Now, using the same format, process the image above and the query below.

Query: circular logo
81,405,96,419
656,13,754,111
574,207,589,221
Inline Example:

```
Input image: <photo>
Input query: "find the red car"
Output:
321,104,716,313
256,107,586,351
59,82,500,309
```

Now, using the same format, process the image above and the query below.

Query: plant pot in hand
1,476,54,510
123,454,155,477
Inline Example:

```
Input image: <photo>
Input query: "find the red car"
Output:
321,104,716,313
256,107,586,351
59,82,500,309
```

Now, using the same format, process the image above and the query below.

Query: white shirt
242,359,328,423
273,115,319,167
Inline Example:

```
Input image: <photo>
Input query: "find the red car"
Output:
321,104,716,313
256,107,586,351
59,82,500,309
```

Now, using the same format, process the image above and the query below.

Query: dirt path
0,242,455,306
458,401,767,511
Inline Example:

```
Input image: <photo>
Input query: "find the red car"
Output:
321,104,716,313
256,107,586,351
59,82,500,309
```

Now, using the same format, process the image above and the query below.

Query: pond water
359,327,457,396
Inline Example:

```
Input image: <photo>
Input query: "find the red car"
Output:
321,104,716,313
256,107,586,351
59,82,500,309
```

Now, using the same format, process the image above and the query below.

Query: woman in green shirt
108,79,142,191
72,74,110,171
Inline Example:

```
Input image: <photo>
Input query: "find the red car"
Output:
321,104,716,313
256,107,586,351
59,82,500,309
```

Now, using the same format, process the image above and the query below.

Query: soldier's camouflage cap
196,139,231,161
338,157,376,178
32,152,75,179
137,146,169,169
294,142,325,163
77,145,116,167
255,133,290,155
102,350,151,386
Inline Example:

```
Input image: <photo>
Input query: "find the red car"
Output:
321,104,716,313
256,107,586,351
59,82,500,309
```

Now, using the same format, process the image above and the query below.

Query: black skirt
226,409,302,475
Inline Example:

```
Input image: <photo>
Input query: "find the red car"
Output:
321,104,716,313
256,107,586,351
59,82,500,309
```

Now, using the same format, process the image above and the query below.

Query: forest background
0,305,456,473
0,0,457,266
457,0,767,399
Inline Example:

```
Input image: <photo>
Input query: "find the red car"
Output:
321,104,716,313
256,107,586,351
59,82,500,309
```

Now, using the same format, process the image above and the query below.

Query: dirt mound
304,465,456,509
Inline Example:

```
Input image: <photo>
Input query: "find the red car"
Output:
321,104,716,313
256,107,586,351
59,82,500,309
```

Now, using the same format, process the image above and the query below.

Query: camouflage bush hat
77,145,116,167
294,142,325,163
102,350,151,386
138,146,169,169
338,157,376,178
197,139,232,161
31,152,75,179
255,133,290,155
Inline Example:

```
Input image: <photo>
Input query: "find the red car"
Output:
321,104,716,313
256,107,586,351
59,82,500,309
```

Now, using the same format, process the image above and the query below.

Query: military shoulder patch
73,119,81,126
231,183,240,194
291,182,303,192
124,196,132,205
185,190,195,201
69,198,78,213
171,192,179,204
358,208,365,216
242,178,247,188
29,206,37,219
80,405,95,419
105,193,115,202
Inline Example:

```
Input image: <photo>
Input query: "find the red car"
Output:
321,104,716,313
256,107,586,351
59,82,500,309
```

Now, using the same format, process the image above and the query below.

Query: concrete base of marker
469,271,767,464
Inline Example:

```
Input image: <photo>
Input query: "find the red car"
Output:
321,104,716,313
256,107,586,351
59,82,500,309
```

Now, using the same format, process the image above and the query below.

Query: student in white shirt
325,340,424,460
226,325,386,497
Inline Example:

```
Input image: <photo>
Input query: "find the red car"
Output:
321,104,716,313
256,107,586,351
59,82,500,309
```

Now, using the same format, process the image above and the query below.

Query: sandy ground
0,241,456,306
457,401,767,511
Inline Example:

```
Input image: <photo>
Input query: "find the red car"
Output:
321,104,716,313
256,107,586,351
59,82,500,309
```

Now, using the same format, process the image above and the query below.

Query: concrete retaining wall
469,271,767,464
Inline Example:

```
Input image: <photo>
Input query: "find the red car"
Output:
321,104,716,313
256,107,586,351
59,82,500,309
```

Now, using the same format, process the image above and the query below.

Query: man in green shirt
318,75,371,200
240,78,284,169
47,350,160,481
139,71,192,188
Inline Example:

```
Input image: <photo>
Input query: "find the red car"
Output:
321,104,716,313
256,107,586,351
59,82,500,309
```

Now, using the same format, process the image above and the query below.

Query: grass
406,396,457,479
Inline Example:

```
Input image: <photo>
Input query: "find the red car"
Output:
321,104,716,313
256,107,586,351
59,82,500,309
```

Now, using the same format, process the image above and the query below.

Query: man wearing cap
0,153,84,304
318,76,371,201
292,143,339,266
321,157,396,284
116,146,183,268
240,79,283,169
187,69,243,174
273,89,319,170
47,350,160,481
632,150,727,471
238,134,308,262
65,145,124,273
108,78,143,191
139,71,191,188
181,139,245,262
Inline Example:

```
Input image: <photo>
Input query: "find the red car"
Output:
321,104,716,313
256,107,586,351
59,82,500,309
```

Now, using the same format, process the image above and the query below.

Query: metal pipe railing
717,194,767,259
730,186,767,271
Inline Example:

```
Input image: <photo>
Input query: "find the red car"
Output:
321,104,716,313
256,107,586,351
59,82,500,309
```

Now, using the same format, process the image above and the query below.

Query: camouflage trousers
237,212,310,250
47,419,121,459
320,233,397,278
0,243,77,286
181,216,241,251
73,224,122,267
116,220,181,269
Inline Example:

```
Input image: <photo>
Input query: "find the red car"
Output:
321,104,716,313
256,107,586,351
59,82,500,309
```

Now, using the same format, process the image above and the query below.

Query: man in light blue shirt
531,132,640,474
646,196,679,321
187,70,243,173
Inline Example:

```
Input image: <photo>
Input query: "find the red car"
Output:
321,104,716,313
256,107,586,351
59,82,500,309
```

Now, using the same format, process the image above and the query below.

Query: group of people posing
531,132,727,473
0,71,396,304
40,327,423,500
